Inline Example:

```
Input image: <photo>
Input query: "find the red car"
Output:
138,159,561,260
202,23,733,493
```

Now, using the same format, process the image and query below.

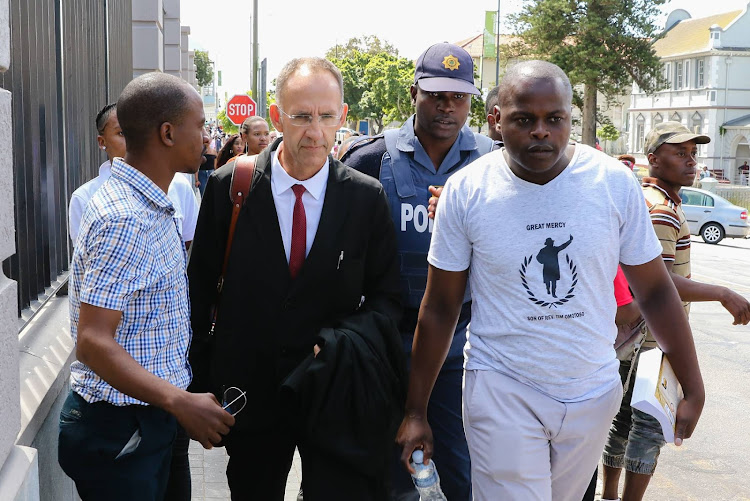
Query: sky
180,0,750,104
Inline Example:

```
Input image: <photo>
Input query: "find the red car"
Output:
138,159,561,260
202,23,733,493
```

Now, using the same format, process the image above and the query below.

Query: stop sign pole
226,94,257,125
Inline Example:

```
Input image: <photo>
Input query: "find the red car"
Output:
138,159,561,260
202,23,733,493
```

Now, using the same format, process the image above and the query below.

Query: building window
691,112,702,133
664,63,672,88
691,112,705,155
697,59,705,87
636,114,645,152
684,60,690,88
707,90,717,102
653,113,663,126
671,112,681,122
676,61,683,89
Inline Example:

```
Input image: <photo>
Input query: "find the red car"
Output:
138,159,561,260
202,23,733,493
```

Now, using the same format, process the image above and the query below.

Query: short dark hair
497,60,572,109
117,72,197,152
275,57,343,106
95,103,117,135
485,86,500,116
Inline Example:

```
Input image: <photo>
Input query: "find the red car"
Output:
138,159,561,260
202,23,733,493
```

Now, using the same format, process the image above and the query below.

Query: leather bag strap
209,154,256,335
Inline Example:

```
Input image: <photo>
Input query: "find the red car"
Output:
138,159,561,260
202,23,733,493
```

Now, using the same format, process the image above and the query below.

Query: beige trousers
463,370,622,501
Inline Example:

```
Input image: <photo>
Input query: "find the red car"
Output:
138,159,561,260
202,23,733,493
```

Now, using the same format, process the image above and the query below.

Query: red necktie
289,184,307,279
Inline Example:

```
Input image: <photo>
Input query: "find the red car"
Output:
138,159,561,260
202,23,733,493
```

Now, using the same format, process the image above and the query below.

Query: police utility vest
380,125,493,310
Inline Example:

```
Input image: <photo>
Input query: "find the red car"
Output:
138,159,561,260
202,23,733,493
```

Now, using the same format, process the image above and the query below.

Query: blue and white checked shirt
69,159,192,406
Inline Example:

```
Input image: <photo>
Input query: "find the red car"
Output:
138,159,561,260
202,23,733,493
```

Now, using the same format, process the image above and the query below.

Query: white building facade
628,7,750,182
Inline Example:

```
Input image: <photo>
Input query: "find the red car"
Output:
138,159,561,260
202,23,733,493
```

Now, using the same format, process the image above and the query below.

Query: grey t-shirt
428,144,662,402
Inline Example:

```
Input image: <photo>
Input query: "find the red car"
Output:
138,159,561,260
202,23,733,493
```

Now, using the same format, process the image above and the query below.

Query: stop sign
226,94,257,125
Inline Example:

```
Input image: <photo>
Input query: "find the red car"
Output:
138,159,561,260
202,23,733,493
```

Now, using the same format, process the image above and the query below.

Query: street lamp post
495,0,500,87
252,0,259,102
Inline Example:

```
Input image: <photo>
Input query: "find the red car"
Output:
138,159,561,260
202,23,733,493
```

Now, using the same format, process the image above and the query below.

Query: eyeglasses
222,386,247,417
277,107,343,128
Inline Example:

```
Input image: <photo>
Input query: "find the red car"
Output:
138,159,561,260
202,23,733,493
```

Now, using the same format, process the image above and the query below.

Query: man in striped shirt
601,121,750,501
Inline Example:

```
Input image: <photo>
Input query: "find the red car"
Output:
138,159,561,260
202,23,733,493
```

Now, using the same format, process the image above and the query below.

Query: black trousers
164,424,191,501
58,391,176,501
224,426,387,501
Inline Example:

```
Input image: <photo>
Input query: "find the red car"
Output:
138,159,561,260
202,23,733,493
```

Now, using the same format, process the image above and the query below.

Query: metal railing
1,0,132,320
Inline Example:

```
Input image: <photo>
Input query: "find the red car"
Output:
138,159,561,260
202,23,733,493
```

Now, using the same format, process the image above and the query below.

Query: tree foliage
265,87,277,130
597,123,620,142
469,69,487,129
326,35,398,60
506,0,668,146
331,47,414,134
469,95,486,129
194,50,214,88
217,110,238,134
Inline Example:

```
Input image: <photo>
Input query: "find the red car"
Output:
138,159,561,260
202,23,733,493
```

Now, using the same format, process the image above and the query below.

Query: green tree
469,69,486,129
326,35,398,60
507,0,668,146
597,122,620,151
331,48,414,134
265,83,277,130
194,50,214,88
217,110,238,134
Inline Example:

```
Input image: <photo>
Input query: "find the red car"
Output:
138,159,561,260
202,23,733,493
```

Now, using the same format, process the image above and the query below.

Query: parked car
679,187,750,244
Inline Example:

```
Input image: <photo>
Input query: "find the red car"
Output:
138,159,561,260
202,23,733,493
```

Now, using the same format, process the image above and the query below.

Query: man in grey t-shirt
396,60,705,500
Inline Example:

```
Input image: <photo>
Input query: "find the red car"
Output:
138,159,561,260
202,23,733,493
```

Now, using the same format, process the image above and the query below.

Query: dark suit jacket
187,139,402,432
280,309,406,477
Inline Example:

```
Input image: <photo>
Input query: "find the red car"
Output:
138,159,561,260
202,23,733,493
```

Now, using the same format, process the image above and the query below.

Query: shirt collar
642,176,682,205
270,148,329,200
110,158,175,211
396,115,479,153
98,160,112,179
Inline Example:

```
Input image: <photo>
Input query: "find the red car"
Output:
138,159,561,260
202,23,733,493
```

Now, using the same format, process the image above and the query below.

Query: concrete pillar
132,0,164,77
0,1,38,496
0,0,19,470
180,25,190,81
188,50,198,90
163,0,181,78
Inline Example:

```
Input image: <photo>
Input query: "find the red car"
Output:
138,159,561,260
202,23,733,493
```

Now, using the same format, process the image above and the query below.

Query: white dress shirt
271,150,329,263
68,159,199,244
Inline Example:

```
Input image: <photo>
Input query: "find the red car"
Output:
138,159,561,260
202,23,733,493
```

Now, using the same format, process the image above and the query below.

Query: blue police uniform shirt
343,116,492,366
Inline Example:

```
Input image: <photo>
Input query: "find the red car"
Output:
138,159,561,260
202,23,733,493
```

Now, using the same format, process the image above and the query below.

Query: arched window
653,113,663,125
636,114,646,152
671,112,681,123
691,112,702,134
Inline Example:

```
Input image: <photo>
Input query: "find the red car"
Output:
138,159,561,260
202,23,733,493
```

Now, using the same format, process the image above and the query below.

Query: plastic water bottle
410,450,447,501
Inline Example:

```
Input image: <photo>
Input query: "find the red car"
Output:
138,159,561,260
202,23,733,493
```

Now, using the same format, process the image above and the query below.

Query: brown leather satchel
208,154,256,336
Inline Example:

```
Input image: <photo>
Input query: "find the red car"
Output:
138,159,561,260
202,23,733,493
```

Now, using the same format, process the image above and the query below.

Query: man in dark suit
188,57,402,500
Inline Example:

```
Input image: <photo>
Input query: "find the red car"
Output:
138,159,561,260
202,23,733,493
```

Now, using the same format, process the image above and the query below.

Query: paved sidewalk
189,440,302,500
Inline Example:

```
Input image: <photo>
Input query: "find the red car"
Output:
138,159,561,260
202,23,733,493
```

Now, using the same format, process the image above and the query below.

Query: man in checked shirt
58,73,234,500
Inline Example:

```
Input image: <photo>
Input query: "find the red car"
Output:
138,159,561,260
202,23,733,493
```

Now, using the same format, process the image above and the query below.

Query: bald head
497,60,572,109
117,72,200,153
275,57,343,107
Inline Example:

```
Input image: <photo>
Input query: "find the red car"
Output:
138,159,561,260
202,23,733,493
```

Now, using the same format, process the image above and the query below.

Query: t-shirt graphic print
427,144,662,402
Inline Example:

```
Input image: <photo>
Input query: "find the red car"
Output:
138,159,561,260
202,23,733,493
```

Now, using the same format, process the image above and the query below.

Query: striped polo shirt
642,177,691,341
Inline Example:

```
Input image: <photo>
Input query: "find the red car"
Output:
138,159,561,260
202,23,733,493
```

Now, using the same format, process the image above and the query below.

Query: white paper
630,348,683,444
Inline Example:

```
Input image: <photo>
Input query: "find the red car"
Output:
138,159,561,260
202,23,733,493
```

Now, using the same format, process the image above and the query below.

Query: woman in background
239,116,271,155
216,133,245,169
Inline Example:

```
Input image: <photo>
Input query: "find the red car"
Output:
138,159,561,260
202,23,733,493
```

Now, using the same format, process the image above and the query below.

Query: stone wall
0,0,38,494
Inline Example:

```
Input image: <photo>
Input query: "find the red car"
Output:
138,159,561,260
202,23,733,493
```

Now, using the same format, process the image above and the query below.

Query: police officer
341,42,493,501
